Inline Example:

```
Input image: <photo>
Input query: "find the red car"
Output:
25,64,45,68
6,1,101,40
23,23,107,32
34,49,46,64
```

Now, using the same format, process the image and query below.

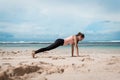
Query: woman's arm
71,44,74,57
76,44,79,56
74,36,79,56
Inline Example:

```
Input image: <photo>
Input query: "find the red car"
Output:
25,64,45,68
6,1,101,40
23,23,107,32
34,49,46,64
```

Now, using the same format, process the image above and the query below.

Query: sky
0,0,120,42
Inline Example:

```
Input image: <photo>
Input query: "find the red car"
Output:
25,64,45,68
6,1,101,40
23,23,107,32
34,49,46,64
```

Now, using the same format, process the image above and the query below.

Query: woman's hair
76,32,85,38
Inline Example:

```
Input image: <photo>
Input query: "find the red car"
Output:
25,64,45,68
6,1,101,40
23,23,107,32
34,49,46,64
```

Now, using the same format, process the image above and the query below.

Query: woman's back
64,36,75,45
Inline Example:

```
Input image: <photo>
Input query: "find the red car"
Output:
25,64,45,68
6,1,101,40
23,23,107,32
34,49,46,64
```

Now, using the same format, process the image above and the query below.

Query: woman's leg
35,39,64,54
32,39,64,58
35,42,60,54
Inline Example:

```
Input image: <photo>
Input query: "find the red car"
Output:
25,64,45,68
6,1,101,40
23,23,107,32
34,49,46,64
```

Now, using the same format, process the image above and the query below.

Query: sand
0,48,120,80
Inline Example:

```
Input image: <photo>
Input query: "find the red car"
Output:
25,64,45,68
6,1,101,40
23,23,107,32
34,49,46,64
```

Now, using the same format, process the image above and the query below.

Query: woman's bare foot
32,51,36,58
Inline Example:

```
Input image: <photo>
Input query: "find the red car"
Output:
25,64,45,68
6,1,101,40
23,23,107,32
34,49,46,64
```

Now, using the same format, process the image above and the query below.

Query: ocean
0,42,120,49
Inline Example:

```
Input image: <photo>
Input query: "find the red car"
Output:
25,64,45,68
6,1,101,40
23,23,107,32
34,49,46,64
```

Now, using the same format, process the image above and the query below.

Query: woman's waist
63,40,74,45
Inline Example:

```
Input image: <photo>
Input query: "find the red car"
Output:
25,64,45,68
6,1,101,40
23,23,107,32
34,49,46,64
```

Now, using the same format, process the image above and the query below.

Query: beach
0,0,120,79
0,43,120,80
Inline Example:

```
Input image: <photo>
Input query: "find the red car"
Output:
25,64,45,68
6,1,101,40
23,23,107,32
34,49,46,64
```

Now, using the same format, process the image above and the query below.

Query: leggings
35,39,64,54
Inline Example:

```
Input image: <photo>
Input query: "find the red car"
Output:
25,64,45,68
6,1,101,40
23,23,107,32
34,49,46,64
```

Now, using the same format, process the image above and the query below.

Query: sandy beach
0,48,120,80
0,0,120,79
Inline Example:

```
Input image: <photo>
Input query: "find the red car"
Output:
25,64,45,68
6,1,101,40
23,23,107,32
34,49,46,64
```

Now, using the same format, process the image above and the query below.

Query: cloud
0,0,120,41
0,0,120,21
85,20,120,33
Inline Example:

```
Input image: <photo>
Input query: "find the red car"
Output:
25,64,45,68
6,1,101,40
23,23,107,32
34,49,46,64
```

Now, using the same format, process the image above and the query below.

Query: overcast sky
0,0,120,42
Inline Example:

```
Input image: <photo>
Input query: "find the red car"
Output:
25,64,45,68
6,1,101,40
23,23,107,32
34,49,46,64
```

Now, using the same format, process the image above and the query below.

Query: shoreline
0,41,120,44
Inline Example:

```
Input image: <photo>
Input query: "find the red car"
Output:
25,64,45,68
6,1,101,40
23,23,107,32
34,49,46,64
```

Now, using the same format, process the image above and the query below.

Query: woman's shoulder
72,35,77,39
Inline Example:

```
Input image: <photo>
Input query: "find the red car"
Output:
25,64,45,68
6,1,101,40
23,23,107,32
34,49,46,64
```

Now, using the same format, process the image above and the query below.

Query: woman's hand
71,44,74,57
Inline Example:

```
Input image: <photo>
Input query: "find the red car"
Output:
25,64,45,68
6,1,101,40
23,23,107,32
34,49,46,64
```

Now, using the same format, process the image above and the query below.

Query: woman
32,32,85,58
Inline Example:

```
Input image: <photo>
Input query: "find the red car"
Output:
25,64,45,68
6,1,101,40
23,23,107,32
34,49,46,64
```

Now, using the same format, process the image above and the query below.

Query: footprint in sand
46,67,64,75
2,63,11,66
106,56,120,65
79,55,90,57
52,57,65,60
11,51,18,54
2,57,13,60
81,57,94,62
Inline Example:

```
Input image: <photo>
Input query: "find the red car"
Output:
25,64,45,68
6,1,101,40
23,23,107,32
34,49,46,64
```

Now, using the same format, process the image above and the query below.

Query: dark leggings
35,39,64,54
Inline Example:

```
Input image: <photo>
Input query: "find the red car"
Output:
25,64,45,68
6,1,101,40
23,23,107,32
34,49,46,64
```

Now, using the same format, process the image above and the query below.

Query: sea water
0,42,120,49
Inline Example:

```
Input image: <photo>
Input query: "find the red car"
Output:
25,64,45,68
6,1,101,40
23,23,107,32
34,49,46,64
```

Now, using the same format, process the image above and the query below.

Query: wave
0,41,53,44
86,40,120,43
0,40,120,44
